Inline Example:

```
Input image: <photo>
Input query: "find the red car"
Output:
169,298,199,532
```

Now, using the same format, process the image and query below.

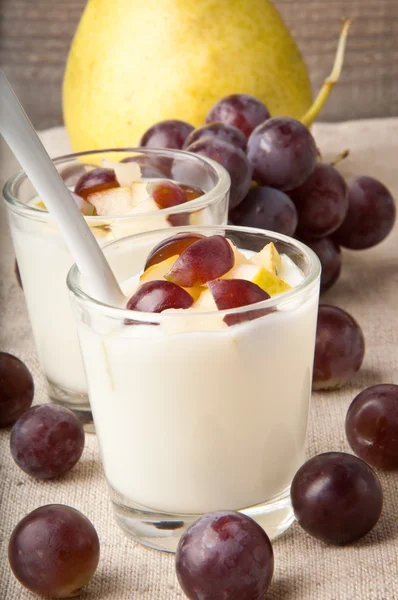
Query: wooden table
0,0,397,130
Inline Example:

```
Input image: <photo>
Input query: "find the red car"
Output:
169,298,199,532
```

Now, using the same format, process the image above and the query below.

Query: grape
8,504,100,598
140,119,194,149
145,233,205,269
74,168,118,200
230,186,298,237
208,279,270,326
10,404,85,479
165,235,234,287
305,237,342,294
127,280,194,313
246,117,317,191
183,122,247,151
313,305,365,390
185,138,252,210
291,452,383,545
346,384,398,469
206,94,270,138
180,183,204,202
148,180,187,209
332,176,396,249
175,511,274,600
0,353,34,428
14,260,22,289
289,163,348,239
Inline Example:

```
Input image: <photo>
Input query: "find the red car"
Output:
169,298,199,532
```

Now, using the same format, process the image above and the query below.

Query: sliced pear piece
192,288,218,311
88,186,134,216
253,242,282,275
227,239,251,267
102,159,142,186
222,264,291,296
130,181,151,206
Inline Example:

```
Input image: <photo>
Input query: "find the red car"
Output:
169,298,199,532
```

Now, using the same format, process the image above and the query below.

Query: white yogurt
76,256,319,514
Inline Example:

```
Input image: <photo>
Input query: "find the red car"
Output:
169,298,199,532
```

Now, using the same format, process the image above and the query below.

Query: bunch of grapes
140,94,396,295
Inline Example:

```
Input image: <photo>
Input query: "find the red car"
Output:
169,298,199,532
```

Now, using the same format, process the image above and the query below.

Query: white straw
0,70,125,306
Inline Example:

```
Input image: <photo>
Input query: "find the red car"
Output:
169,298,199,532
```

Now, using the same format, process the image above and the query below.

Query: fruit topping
88,185,140,216
0,353,34,428
74,167,118,199
291,452,383,545
346,384,398,470
230,185,298,237
140,119,194,150
206,94,270,138
222,264,291,296
252,241,282,275
10,404,85,479
175,510,274,600
332,175,396,249
289,163,348,239
71,191,96,216
185,137,252,210
127,280,194,313
8,504,100,598
165,235,234,287
145,233,205,269
148,180,187,209
247,117,317,191
313,305,365,390
183,122,247,151
208,278,270,310
101,158,141,186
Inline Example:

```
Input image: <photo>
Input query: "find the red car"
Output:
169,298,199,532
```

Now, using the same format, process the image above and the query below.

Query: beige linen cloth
0,120,398,599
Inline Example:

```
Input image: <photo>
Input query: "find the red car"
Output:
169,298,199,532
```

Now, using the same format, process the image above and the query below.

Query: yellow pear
63,0,313,151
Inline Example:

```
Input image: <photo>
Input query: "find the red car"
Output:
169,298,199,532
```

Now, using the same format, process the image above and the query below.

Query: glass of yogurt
67,224,321,551
4,149,229,426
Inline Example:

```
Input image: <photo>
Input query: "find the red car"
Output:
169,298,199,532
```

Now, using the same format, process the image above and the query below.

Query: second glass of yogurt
68,225,321,551
3,149,229,425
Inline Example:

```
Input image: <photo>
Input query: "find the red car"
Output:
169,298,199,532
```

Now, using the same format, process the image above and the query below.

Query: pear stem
301,19,352,127
330,148,350,167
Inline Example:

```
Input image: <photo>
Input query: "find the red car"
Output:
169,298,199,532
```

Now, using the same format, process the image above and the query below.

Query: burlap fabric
1,121,397,599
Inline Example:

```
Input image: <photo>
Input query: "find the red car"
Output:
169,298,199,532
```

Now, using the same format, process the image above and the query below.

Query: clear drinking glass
3,149,229,425
67,225,321,552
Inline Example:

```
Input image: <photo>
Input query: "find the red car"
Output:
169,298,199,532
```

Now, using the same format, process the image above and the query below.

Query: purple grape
140,119,194,150
10,404,85,479
247,117,317,191
74,168,118,200
126,280,194,313
313,305,365,390
289,163,348,239
305,237,342,294
8,504,100,597
185,138,252,210
175,511,274,600
332,176,396,249
0,353,34,428
183,122,247,151
206,94,270,138
346,384,398,469
230,185,298,236
291,452,383,545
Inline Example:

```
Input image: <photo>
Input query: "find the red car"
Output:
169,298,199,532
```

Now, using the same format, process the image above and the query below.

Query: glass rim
2,147,231,221
67,224,321,322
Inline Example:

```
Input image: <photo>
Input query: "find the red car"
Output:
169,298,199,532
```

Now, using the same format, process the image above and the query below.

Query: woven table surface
0,120,398,599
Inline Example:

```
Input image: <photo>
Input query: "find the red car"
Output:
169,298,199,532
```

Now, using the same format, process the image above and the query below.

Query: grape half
145,233,205,269
0,353,34,428
247,117,317,191
185,137,252,210
333,176,396,249
127,280,194,313
8,504,100,598
74,168,118,200
306,237,342,294
346,384,398,469
313,305,365,390
205,94,270,137
175,511,274,600
140,119,194,149
291,452,383,545
10,404,85,479
230,185,298,236
289,163,348,239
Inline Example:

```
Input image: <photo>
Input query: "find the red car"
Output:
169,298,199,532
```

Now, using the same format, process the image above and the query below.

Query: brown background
1,0,397,130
